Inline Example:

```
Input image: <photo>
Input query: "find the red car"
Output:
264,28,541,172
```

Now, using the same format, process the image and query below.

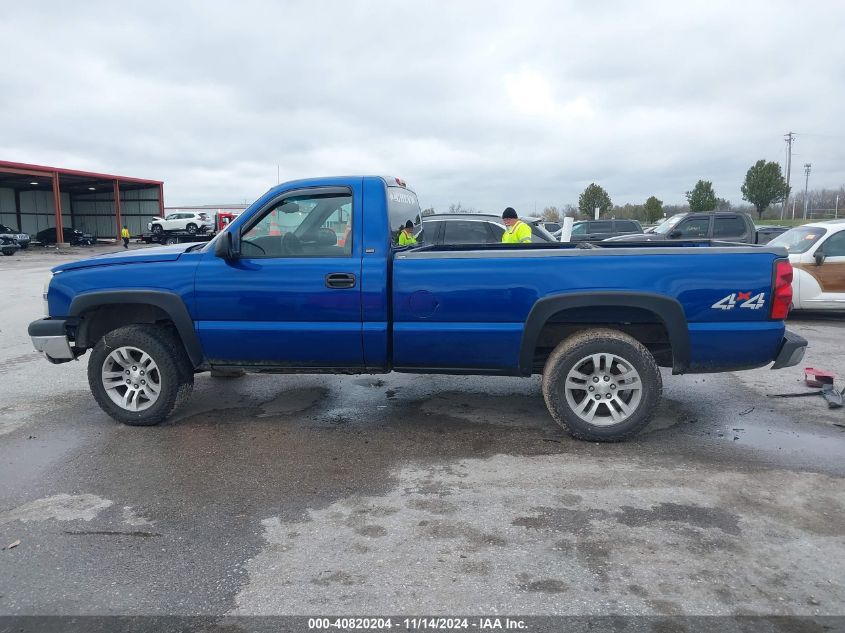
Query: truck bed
392,242,787,375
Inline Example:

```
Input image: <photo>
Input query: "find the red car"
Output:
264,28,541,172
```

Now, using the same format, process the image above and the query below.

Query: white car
148,211,213,235
768,219,845,311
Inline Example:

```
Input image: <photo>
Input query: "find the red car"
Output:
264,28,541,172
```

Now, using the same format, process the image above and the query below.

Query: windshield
652,214,685,235
768,226,828,254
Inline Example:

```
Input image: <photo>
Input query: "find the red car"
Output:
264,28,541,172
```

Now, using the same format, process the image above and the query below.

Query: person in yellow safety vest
120,225,130,249
398,220,418,246
501,207,532,244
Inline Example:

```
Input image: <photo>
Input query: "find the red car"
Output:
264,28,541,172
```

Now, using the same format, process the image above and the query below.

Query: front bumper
771,330,808,370
28,318,74,361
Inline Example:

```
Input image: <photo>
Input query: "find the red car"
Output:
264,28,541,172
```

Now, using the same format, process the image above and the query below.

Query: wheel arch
519,291,690,375
69,290,204,368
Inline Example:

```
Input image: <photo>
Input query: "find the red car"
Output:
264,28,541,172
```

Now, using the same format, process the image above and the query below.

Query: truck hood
52,243,198,273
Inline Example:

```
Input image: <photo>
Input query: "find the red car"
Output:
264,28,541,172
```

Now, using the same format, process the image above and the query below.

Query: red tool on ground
804,367,835,388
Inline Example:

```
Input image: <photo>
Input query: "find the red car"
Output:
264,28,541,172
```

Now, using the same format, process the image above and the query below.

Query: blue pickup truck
29,176,806,441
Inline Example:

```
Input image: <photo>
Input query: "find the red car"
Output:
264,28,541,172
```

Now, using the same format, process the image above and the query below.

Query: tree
421,207,436,216
741,159,790,219
686,180,717,212
643,196,663,223
715,197,732,211
578,183,612,216
541,206,561,223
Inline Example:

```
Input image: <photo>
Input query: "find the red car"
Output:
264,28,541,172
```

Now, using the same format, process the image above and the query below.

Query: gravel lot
0,245,843,621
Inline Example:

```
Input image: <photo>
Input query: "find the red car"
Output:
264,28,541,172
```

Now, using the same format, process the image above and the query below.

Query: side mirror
814,251,826,266
214,230,240,260
669,229,682,239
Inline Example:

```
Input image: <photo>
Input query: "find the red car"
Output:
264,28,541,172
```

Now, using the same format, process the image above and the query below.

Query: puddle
721,423,844,460
257,387,328,417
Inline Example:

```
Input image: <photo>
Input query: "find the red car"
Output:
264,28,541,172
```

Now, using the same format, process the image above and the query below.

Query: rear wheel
87,324,194,426
186,223,198,234
542,328,662,442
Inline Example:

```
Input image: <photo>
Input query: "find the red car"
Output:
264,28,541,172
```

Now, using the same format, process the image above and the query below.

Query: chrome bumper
29,318,74,360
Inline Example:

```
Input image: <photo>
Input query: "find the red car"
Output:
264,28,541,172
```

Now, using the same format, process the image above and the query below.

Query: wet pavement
0,246,843,617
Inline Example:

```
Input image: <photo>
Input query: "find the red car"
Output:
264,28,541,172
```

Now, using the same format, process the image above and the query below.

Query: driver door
194,186,363,367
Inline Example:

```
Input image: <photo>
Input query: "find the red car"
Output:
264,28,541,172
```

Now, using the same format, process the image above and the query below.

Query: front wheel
87,324,194,426
542,328,662,442
151,224,163,235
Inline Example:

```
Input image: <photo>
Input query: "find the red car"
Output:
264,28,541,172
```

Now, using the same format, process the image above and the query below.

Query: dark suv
36,227,96,246
419,214,556,244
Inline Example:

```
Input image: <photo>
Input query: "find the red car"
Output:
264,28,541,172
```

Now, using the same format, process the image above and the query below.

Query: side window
240,190,352,258
615,221,639,232
421,221,443,244
590,221,614,233
442,221,492,244
487,223,505,241
676,217,711,238
571,223,588,236
713,216,747,238
822,231,845,257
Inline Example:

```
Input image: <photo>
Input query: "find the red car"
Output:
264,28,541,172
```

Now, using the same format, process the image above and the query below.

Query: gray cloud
1,0,842,212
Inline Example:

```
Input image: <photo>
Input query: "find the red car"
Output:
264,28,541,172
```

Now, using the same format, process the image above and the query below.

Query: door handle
325,272,356,289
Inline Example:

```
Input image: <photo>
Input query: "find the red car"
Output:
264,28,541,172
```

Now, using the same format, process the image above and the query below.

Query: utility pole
802,163,811,220
836,194,839,219
782,132,794,220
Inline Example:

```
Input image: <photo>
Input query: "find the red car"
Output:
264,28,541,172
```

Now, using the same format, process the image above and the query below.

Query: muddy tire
87,324,194,426
542,328,662,442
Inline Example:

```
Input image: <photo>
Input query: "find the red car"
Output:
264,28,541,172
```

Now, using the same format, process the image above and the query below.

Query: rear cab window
387,185,422,246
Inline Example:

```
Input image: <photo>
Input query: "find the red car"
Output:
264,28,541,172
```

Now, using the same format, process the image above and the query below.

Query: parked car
537,221,562,234
420,213,556,244
36,227,95,246
605,212,781,244
554,219,643,242
149,212,213,235
768,220,845,311
29,175,805,442
0,235,20,256
0,224,31,249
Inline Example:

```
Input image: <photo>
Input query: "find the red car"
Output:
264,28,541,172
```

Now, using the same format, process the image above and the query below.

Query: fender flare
69,290,204,367
519,291,690,375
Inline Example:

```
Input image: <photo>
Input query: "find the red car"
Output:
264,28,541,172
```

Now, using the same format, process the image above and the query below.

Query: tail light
770,259,793,320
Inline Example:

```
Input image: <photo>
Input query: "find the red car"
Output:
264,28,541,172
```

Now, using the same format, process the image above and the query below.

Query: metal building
0,160,163,242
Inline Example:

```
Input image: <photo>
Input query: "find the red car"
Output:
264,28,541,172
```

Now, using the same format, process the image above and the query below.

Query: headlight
43,272,54,316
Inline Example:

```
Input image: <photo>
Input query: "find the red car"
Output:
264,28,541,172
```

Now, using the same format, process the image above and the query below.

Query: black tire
87,324,194,426
1,249,14,256
165,236,178,245
541,328,662,442
186,223,197,234
152,224,163,235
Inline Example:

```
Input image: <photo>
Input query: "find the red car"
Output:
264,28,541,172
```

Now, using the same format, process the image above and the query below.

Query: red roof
0,160,162,185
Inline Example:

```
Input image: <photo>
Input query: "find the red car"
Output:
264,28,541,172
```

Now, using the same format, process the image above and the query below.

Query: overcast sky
1,1,843,212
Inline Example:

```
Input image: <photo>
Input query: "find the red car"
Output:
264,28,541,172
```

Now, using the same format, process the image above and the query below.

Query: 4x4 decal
712,292,766,310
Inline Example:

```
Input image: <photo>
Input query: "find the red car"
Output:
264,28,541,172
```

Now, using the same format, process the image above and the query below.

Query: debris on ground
768,384,844,409
4,539,21,550
805,367,835,388
739,407,754,416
